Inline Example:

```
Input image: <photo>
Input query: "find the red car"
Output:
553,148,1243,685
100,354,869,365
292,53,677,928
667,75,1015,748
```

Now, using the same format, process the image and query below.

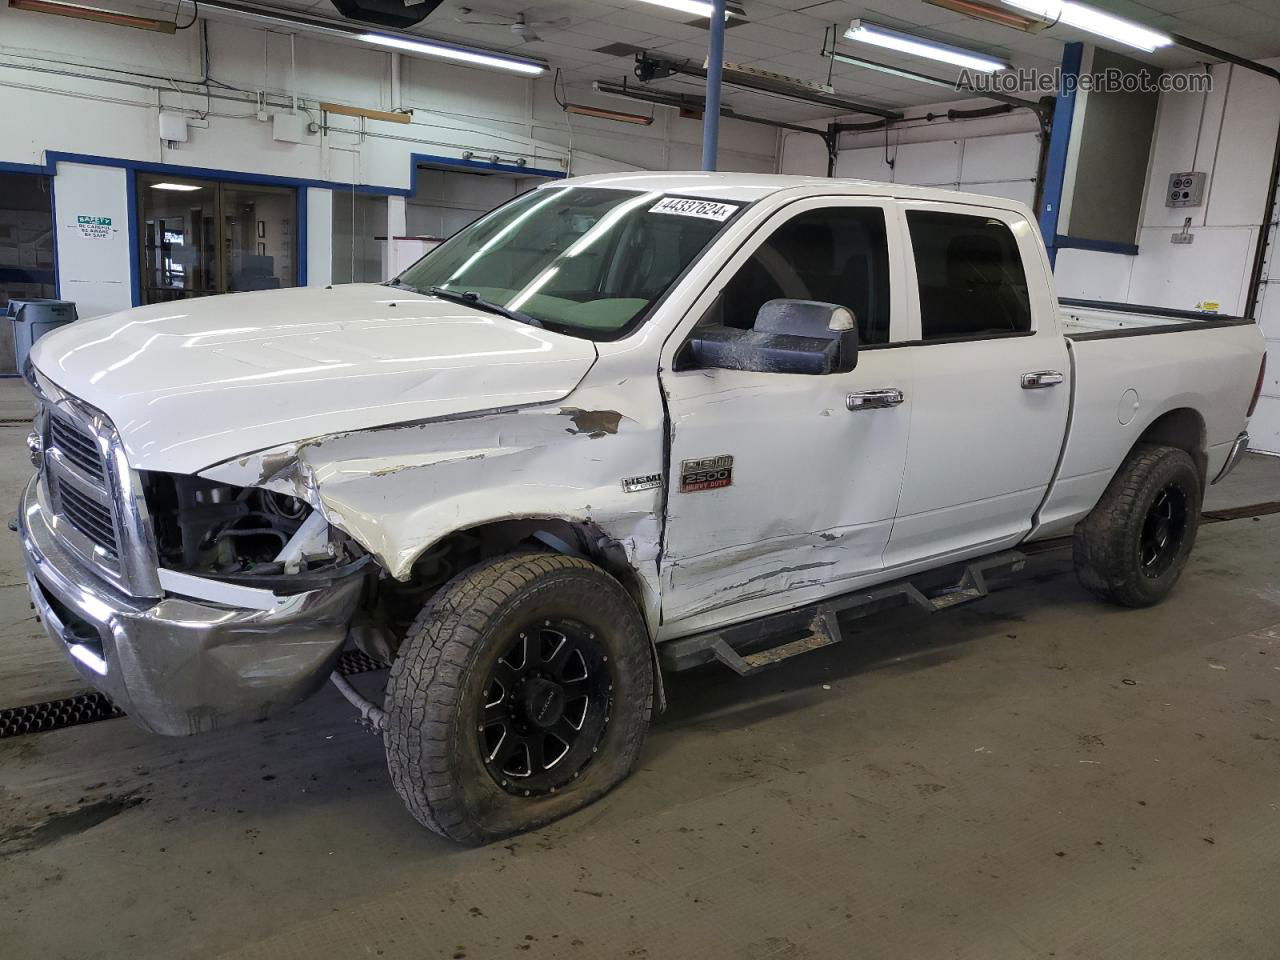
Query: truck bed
1030,299,1264,543
1059,298,1255,340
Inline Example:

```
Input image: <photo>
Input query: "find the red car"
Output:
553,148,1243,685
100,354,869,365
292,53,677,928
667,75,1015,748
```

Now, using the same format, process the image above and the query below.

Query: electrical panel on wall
1166,172,1206,208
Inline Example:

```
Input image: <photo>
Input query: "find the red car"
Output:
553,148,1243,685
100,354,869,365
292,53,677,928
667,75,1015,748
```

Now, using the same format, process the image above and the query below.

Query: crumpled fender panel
199,378,667,627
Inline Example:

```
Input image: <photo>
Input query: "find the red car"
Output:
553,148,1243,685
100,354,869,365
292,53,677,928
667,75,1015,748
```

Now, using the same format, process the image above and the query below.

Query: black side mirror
686,299,859,376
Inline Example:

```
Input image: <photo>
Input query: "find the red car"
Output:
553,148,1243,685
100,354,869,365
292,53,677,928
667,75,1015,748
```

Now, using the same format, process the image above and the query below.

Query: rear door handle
846,388,905,411
1021,370,1064,389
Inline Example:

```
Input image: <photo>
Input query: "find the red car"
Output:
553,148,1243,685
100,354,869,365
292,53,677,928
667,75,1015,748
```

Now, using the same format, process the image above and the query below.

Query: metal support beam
1037,41,1083,265
635,52,902,121
593,81,834,140
702,0,726,171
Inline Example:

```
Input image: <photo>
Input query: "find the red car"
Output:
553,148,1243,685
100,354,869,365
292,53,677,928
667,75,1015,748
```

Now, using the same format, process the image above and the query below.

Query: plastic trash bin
7,298,77,374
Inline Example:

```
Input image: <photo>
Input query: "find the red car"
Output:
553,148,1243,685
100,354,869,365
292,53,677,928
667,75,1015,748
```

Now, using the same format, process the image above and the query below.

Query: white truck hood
30,283,598,475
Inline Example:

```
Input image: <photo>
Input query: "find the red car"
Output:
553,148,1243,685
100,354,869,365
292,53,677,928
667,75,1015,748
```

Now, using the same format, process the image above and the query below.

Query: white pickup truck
20,173,1266,843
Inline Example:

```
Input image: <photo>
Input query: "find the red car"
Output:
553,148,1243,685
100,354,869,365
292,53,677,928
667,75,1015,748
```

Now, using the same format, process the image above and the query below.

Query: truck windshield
393,187,738,338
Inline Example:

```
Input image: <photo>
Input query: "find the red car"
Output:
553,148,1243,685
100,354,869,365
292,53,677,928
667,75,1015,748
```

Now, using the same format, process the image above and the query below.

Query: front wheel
384,552,653,844
1073,443,1202,608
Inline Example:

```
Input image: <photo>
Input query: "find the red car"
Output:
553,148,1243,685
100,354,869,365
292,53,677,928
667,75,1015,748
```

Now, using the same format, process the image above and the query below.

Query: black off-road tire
384,552,653,845
1073,443,1202,608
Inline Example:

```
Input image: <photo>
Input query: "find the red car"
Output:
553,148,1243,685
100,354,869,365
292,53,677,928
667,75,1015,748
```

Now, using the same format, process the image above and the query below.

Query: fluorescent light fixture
845,20,1009,73
150,182,203,191
68,644,108,676
633,0,741,20
8,0,177,33
358,32,547,75
1002,1,1171,52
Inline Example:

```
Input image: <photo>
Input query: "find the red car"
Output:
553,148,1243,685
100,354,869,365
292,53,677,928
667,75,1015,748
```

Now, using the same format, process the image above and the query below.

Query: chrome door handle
1021,370,1064,389
846,388,905,411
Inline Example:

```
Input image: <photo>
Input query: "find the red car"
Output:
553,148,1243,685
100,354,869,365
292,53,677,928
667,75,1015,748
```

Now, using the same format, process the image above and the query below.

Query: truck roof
554,171,1031,215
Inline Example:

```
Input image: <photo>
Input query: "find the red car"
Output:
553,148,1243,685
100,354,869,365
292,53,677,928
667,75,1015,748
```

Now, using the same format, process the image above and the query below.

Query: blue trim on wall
0,160,50,176
1040,41,1084,268
297,186,308,287
24,148,566,303
43,151,407,196
32,150,567,197
125,168,142,307
1054,234,1140,256
49,172,60,300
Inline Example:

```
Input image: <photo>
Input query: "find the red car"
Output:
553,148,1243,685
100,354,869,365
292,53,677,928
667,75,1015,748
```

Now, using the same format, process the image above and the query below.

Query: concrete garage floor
1,376,1279,960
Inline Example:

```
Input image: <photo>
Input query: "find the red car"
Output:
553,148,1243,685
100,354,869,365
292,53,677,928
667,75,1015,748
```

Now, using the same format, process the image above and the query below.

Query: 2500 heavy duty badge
680,455,734,492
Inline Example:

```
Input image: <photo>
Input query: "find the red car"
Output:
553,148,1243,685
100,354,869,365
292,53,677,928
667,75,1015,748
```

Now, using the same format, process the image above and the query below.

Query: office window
138,174,296,303
906,211,1031,341
0,172,55,309
708,206,891,345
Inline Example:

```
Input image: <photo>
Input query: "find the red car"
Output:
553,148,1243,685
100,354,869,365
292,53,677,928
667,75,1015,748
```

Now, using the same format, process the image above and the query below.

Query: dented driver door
657,196,914,635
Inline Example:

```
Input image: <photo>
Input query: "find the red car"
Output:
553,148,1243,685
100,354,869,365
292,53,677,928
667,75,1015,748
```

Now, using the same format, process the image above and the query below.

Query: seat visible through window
710,206,892,345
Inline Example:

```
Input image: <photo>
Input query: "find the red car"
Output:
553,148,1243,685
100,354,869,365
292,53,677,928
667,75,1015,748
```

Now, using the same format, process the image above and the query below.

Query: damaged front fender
198,394,667,624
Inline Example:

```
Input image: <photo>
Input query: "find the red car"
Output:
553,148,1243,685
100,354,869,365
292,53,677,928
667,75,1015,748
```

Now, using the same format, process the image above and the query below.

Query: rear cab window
905,210,1032,342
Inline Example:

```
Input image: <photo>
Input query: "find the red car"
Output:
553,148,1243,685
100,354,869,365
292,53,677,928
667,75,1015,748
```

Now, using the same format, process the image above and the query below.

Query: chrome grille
32,372,161,599
48,415,106,482
51,477,119,556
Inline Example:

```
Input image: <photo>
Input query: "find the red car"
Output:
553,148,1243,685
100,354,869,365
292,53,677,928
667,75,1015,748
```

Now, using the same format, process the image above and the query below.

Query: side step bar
660,551,1027,677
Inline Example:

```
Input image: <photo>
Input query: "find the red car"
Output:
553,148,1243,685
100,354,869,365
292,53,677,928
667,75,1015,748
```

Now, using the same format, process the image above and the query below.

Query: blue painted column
1039,41,1084,267
702,0,726,172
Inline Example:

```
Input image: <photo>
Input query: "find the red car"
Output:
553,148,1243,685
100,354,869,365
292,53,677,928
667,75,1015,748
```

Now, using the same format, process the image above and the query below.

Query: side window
707,206,892,345
906,211,1032,341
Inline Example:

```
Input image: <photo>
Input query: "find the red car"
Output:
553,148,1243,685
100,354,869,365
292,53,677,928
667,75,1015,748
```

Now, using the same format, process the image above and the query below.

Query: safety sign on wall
75,215,114,240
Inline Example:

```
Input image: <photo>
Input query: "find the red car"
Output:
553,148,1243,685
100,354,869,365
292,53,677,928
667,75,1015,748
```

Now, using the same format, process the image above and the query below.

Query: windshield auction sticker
650,197,740,221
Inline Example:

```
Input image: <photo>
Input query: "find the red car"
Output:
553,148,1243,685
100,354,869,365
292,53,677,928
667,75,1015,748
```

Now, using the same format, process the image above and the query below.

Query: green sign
75,215,114,240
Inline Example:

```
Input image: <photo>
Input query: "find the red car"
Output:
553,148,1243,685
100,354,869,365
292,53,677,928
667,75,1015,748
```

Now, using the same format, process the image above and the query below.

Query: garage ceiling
186,0,1280,121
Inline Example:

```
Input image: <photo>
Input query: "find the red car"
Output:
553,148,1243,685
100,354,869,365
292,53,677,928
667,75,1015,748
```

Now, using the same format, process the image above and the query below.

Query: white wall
0,7,777,304
782,97,1044,208
1055,60,1279,316
1053,59,1280,454
407,169,548,239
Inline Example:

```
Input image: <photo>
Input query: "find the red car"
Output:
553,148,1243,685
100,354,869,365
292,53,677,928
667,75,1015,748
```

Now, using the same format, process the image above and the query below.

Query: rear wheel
384,552,653,844
1073,444,1201,608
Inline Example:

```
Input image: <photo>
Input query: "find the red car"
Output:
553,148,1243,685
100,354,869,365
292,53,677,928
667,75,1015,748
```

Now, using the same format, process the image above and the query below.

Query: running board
660,551,1027,677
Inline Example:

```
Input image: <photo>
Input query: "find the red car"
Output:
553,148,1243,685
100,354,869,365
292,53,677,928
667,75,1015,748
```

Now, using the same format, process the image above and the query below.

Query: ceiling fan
455,7,570,43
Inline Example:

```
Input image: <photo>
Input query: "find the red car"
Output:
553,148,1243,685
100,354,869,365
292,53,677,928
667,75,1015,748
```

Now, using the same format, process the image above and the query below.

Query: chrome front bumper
1211,431,1251,485
19,476,364,736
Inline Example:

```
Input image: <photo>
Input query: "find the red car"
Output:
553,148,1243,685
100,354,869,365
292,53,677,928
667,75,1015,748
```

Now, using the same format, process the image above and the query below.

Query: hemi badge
679,455,733,493
622,474,663,493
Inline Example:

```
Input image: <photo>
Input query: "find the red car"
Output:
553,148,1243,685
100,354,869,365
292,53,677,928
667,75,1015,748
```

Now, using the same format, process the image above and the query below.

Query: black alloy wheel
479,619,613,796
1073,443,1202,608
385,551,653,844
1139,483,1190,578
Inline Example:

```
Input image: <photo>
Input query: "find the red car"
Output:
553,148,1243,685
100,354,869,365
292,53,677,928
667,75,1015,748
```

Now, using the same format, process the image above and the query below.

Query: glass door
138,174,296,304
